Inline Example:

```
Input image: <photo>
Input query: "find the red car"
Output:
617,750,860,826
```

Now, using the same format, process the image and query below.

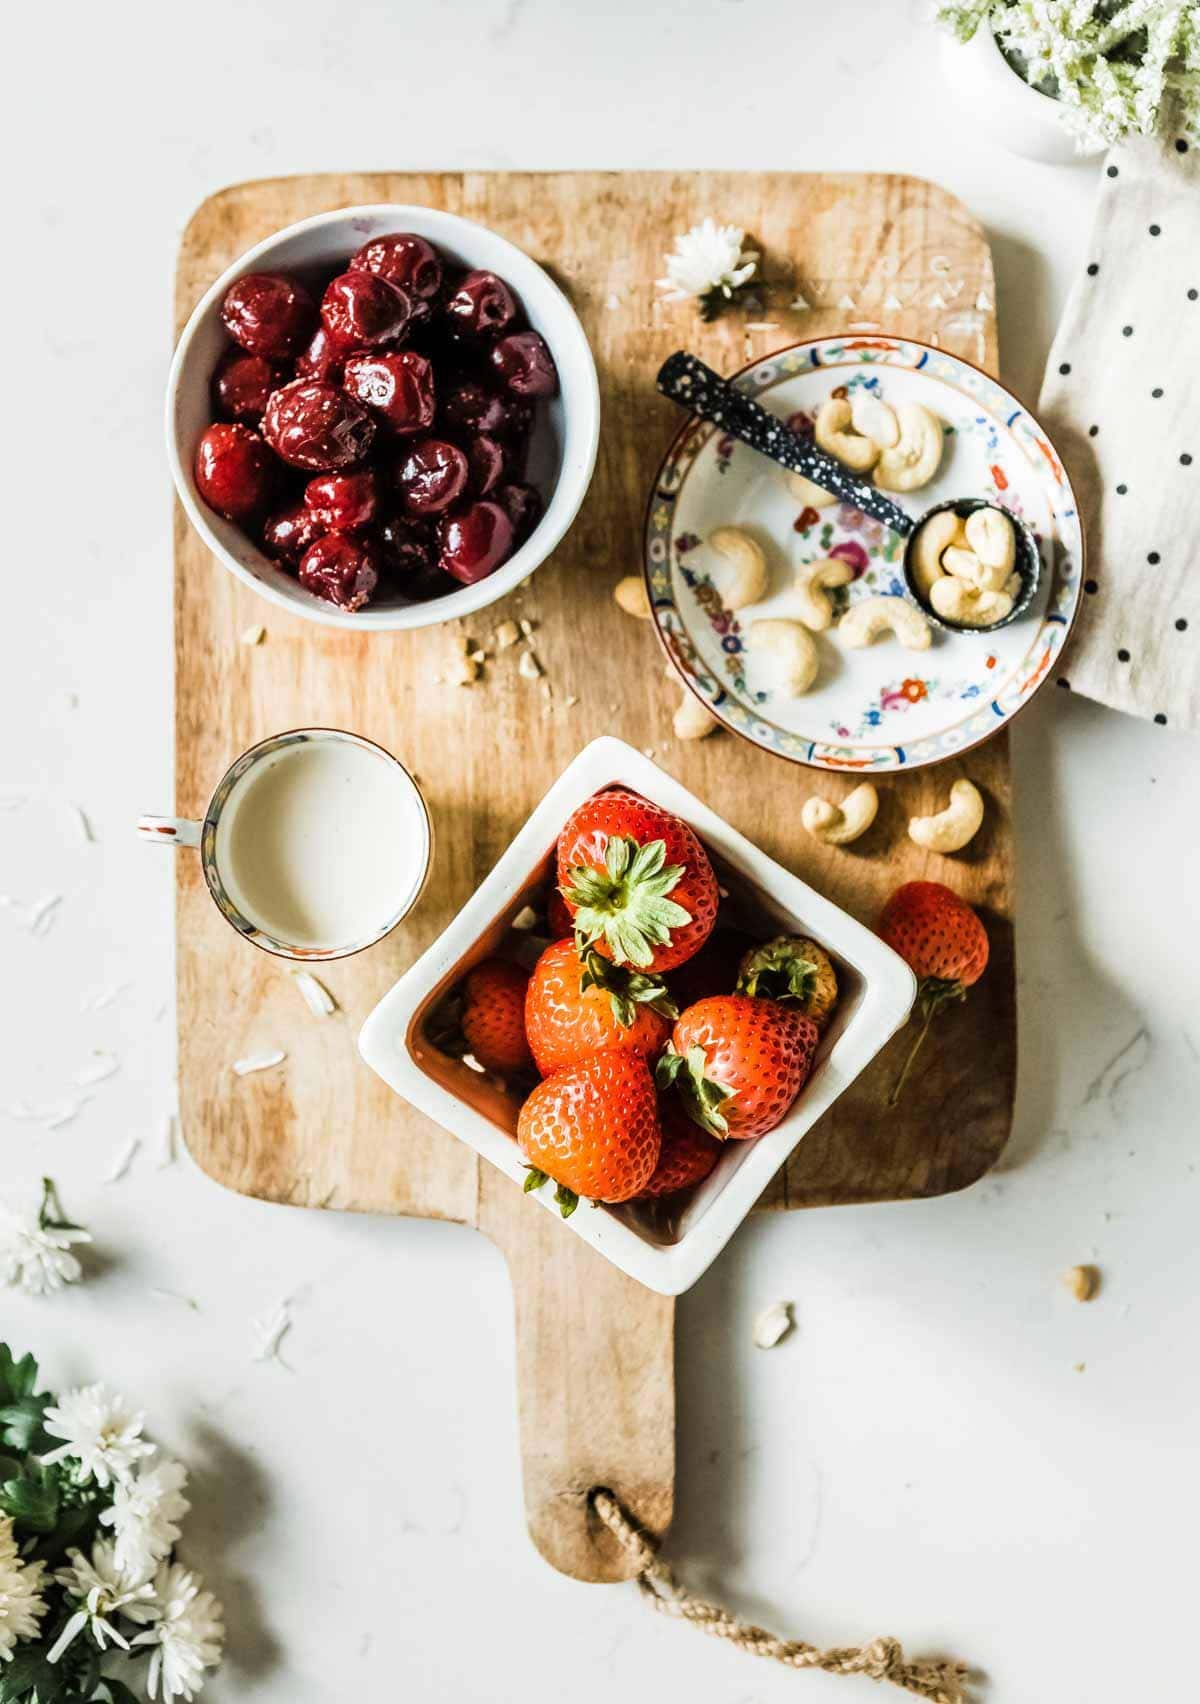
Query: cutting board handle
479,1166,675,1582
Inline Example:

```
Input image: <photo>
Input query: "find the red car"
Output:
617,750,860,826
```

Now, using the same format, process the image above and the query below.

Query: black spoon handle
656,351,913,537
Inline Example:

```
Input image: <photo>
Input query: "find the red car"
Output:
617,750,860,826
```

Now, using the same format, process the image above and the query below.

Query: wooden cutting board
173,171,1015,1583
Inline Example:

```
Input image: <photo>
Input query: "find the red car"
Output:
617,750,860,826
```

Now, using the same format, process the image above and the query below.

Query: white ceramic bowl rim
166,203,601,631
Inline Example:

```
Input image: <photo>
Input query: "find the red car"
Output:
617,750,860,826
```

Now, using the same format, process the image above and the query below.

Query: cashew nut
908,778,984,853
802,782,879,846
839,595,932,652
673,691,719,740
748,619,820,695
941,545,1010,595
850,393,900,449
929,576,1014,628
873,404,944,493
911,510,963,600
708,526,770,610
964,506,1015,574
614,576,651,619
794,558,854,631
783,470,837,508
814,398,880,472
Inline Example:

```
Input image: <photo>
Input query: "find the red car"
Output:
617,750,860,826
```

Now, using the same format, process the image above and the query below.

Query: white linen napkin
1038,124,1199,732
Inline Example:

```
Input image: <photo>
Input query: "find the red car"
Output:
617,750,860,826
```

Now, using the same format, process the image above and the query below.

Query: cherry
261,501,325,563
343,351,435,434
494,481,543,544
213,350,284,424
466,432,506,496
490,331,558,398
321,271,411,349
221,273,315,359
298,534,379,612
305,471,377,531
395,438,469,515
439,380,508,438
194,423,274,521
352,234,443,302
262,380,375,471
295,324,353,384
437,501,514,584
444,269,518,338
375,515,447,599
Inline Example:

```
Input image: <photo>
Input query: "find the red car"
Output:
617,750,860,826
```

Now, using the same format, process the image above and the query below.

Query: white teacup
139,728,431,961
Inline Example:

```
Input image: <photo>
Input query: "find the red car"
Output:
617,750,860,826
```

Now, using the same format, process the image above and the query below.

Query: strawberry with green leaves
518,1049,661,1214
639,1098,723,1198
736,935,840,1031
524,938,676,1077
460,957,533,1075
878,880,989,1106
657,993,818,1140
557,789,718,973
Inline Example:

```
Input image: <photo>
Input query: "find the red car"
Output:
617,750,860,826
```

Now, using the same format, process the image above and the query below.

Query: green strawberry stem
736,938,819,1005
579,947,678,1029
656,1045,736,1139
523,1166,579,1218
565,835,692,970
887,978,967,1108
523,1166,549,1193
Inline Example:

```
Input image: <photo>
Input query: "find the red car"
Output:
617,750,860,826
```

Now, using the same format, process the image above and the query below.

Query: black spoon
656,351,1040,632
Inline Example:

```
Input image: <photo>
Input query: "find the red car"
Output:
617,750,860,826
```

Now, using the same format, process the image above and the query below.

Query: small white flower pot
937,19,1105,164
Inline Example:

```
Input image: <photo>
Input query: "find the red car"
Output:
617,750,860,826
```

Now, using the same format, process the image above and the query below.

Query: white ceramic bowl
358,737,917,1295
167,205,601,630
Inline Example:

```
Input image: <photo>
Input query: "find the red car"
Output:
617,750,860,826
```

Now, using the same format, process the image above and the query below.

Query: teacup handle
136,815,201,849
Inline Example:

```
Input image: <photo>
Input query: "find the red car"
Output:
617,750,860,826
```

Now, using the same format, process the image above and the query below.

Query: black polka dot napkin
1039,125,1198,732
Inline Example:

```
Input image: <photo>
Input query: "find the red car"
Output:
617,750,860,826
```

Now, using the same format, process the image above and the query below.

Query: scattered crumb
642,747,656,759
744,321,780,332
29,894,62,937
240,624,265,646
494,619,521,649
80,983,130,1013
468,649,485,665
447,634,480,686
158,1114,178,1168
608,702,620,715
1073,1362,1086,1373
518,650,543,681
233,1049,286,1076
292,971,337,1017
75,1051,119,1087
1063,1264,1100,1302
73,804,97,843
518,617,535,639
150,1288,199,1311
252,1299,292,1364
461,1053,486,1074
753,1300,794,1349
511,905,539,932
563,695,579,709
605,293,621,310
105,1135,141,1183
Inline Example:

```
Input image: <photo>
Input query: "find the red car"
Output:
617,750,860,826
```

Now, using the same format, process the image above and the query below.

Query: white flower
41,1384,154,1488
0,1514,48,1661
131,1562,225,1702
47,1540,154,1663
656,218,758,306
99,1457,190,1580
0,1199,90,1297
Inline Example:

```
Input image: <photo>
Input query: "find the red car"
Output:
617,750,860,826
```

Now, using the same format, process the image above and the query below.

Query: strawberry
736,934,840,1031
524,938,675,1077
878,881,989,1105
518,1049,661,1212
546,886,574,939
460,958,533,1076
658,994,818,1140
640,1098,723,1198
557,788,718,973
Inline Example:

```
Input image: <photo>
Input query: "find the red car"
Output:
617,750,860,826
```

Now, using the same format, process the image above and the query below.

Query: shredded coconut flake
158,1114,178,1168
461,1053,486,1074
511,905,539,932
81,983,129,1013
29,894,62,936
232,1049,286,1076
494,620,521,649
292,971,336,1017
150,1287,199,1310
241,624,265,646
105,1136,141,1183
517,650,542,680
518,617,535,638
76,1051,119,1086
73,804,97,842
752,1300,794,1349
252,1299,292,1363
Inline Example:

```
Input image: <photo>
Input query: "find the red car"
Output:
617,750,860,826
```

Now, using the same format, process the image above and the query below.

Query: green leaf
554,1186,579,1219
0,1462,60,1533
736,937,820,1008
0,1346,40,1404
578,950,678,1030
654,1049,685,1089
673,1045,736,1139
0,1394,51,1453
522,1167,548,1194
563,836,692,970
92,1682,144,1704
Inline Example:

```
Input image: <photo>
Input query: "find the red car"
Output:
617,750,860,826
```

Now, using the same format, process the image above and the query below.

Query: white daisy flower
0,1192,91,1298
47,1540,154,1664
131,1562,225,1702
656,218,759,318
41,1384,154,1488
99,1457,190,1580
0,1514,48,1661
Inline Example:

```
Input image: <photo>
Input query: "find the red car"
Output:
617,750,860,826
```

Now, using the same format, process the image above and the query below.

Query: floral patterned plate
643,336,1083,772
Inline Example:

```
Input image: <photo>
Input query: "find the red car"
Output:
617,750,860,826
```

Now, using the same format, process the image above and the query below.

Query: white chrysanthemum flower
41,1384,154,1488
47,1540,154,1664
656,219,758,312
0,1514,48,1661
131,1563,225,1702
99,1457,190,1580
0,1200,90,1297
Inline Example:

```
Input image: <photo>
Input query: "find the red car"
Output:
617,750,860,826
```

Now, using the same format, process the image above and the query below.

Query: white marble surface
3,2,1199,1699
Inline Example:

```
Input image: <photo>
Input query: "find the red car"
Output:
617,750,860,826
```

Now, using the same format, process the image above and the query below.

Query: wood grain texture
174,172,1014,1581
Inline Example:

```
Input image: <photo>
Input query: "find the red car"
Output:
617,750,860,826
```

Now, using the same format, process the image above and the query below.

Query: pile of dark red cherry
193,232,559,612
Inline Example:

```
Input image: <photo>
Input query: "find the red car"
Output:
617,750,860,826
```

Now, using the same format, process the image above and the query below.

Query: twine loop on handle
590,1489,970,1704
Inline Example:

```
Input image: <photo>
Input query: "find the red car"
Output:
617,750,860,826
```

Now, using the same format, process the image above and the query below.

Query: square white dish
358,736,917,1295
